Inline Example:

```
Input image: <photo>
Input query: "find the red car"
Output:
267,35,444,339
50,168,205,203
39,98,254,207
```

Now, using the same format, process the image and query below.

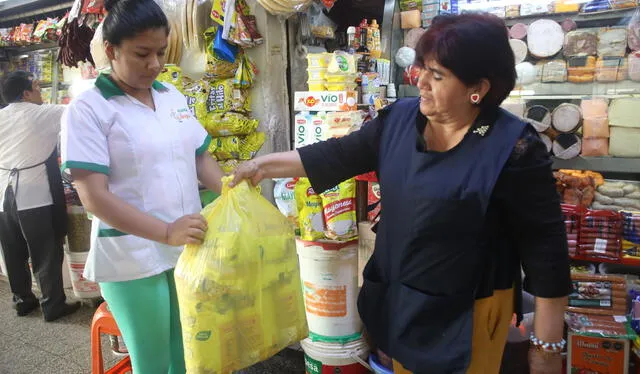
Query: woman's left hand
528,349,563,374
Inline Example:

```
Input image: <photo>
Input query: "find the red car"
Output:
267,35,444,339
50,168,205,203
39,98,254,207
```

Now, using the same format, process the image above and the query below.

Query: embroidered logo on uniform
473,125,490,137
171,108,192,123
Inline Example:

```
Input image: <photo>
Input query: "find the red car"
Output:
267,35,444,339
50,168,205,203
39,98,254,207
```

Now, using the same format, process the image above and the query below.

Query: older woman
232,13,570,374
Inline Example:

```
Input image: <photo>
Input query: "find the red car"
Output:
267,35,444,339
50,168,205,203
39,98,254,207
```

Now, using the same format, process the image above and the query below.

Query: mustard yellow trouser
393,288,514,374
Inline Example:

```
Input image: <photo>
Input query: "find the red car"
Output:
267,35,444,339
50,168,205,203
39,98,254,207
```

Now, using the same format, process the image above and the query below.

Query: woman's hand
166,214,208,246
229,160,265,187
528,349,563,374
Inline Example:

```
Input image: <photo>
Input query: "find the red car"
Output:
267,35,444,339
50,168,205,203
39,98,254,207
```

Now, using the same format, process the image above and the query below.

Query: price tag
594,238,608,254
614,316,627,323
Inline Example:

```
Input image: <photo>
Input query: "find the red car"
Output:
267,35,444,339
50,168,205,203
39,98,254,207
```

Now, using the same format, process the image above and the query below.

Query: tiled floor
0,279,305,374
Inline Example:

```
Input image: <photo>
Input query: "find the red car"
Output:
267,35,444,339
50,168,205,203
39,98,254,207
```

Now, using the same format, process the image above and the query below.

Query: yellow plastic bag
175,177,308,374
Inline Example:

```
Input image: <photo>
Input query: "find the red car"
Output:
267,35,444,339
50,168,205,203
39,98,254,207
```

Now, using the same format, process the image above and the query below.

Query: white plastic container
65,251,101,299
301,337,371,374
357,222,376,288
296,239,361,343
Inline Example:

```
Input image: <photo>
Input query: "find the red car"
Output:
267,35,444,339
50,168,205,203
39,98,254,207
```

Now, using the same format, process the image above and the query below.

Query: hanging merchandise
166,18,185,66
274,178,299,231
215,26,239,62
320,179,358,241
203,112,259,137
234,54,258,88
181,0,213,52
175,177,308,374
309,3,337,39
157,65,185,92
204,27,240,80
239,132,266,160
295,178,326,241
224,0,264,48
257,0,313,17
89,22,110,72
82,0,105,14
208,136,241,160
207,78,252,113
57,0,97,68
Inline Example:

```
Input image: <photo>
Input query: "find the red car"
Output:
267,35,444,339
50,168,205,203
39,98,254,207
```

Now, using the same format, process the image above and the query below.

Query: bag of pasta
175,176,308,374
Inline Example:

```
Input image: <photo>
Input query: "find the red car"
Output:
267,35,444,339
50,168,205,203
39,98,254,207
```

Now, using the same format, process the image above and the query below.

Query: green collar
95,73,168,99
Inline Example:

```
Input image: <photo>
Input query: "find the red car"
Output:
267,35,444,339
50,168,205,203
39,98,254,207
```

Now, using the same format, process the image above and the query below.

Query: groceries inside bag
175,176,308,374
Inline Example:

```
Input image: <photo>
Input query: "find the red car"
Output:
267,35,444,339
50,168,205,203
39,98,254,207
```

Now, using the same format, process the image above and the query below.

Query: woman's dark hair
1,71,34,104
103,0,169,46
415,13,516,108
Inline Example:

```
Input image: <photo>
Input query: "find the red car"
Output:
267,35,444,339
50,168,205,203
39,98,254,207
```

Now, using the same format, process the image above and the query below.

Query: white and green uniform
61,74,211,283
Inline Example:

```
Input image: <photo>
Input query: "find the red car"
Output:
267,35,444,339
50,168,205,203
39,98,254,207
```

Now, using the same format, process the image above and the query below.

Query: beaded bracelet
529,333,566,353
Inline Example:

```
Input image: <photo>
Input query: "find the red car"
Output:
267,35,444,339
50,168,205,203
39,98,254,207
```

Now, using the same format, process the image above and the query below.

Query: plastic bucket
296,239,361,343
65,251,101,299
369,354,394,374
301,337,371,374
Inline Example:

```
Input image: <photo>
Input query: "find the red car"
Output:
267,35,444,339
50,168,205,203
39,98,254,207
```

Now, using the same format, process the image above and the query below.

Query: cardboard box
568,333,630,374
294,91,357,112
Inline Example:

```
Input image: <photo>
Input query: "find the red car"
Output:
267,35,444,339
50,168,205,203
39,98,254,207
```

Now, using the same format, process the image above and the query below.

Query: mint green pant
100,270,185,374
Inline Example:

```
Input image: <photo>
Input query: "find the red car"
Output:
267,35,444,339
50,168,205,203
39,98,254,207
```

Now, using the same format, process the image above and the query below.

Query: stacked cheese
609,98,640,157
581,99,610,157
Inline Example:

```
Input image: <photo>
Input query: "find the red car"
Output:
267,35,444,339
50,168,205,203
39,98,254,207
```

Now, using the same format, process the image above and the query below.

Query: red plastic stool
91,302,132,374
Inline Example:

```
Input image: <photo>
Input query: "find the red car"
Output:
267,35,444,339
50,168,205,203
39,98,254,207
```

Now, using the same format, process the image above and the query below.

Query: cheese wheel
597,28,628,57
526,105,552,132
609,98,640,128
510,39,528,64
581,138,609,157
630,16,640,51
564,30,597,57
516,62,538,85
610,127,640,157
541,60,567,82
552,103,582,133
540,133,553,153
553,134,582,160
580,99,609,118
629,52,640,81
528,20,564,58
509,23,528,40
561,18,578,32
501,102,526,118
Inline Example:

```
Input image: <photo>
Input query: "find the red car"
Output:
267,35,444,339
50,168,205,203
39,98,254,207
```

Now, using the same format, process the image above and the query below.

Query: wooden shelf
1,42,58,53
503,7,638,26
552,157,640,174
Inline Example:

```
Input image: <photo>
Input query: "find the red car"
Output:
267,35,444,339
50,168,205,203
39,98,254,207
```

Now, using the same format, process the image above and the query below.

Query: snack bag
295,178,325,241
206,79,251,114
274,178,299,231
239,132,265,160
204,27,240,80
157,65,184,93
175,177,308,374
321,179,358,241
208,136,241,160
183,80,209,121
203,112,259,137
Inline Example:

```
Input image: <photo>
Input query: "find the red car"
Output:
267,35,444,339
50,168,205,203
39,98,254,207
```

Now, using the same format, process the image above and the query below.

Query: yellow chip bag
207,79,251,113
158,64,184,93
209,136,240,160
239,132,265,160
295,178,325,241
203,112,259,136
183,80,209,121
320,178,357,241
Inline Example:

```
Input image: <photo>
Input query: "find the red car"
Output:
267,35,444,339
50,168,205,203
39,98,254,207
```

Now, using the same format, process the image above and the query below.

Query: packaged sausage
566,312,634,339
579,210,623,260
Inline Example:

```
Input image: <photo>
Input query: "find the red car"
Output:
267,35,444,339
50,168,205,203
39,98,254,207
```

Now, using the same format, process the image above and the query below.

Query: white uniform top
0,102,66,212
61,74,211,283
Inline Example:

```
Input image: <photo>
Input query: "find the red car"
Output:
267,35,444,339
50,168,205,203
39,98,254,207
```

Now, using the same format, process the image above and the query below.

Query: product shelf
552,157,640,174
510,81,640,100
503,7,638,27
570,254,640,267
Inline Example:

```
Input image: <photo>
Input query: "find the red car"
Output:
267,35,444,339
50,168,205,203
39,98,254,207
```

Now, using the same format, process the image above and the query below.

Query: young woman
60,0,223,372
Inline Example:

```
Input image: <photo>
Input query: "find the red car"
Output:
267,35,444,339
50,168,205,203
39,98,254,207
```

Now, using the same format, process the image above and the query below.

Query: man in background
0,71,79,322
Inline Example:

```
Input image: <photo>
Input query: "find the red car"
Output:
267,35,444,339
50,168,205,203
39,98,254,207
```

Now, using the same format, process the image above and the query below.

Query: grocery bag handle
350,352,372,371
